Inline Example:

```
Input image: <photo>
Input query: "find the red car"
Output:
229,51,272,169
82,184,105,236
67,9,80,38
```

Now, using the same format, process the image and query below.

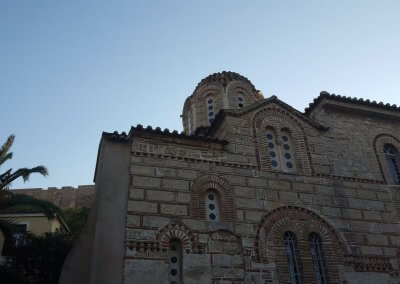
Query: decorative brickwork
252,106,313,175
156,222,195,252
190,174,235,222
344,254,393,273
373,133,400,184
255,206,344,283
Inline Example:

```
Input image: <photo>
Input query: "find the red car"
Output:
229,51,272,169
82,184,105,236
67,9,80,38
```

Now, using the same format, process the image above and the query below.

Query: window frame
284,231,304,284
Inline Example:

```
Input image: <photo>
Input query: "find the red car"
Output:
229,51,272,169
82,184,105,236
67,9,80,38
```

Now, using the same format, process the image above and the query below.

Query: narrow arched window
284,231,303,284
205,190,220,222
188,107,194,135
384,144,400,184
266,128,282,171
237,95,244,108
309,233,328,284
206,97,216,125
280,130,296,173
266,128,296,173
169,239,182,284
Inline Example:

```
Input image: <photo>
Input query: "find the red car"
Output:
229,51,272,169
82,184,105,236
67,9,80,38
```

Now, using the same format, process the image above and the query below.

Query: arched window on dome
284,231,303,284
205,190,220,222
206,96,216,125
384,144,400,184
309,233,328,284
169,239,182,284
188,107,194,135
237,94,244,108
266,128,296,173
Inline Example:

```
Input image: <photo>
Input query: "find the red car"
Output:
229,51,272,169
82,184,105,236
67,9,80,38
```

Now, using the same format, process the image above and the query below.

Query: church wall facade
60,72,400,284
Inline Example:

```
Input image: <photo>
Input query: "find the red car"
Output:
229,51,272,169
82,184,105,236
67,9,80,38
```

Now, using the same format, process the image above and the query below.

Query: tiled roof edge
128,125,228,144
305,91,400,115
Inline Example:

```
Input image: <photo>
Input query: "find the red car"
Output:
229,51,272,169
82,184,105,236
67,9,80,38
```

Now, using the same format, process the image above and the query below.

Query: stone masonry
60,71,400,284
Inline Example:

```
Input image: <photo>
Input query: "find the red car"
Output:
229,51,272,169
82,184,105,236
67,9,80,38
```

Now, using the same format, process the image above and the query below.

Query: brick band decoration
373,133,400,184
252,107,313,175
344,254,393,273
255,206,344,284
156,222,195,252
190,174,235,222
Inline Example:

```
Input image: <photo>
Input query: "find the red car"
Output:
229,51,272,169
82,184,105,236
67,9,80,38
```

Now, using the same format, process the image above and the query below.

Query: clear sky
1,1,399,189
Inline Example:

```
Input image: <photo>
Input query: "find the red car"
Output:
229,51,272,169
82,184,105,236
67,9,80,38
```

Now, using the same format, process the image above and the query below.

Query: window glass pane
169,240,182,284
205,190,220,221
309,233,328,284
284,231,303,284
384,144,400,184
280,130,296,173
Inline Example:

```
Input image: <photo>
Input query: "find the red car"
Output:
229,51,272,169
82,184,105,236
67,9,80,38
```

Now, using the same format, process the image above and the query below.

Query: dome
192,71,257,95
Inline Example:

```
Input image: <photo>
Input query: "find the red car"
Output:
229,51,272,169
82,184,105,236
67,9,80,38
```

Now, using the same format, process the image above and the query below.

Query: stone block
366,200,385,211
366,234,389,246
130,165,154,176
124,259,168,283
236,197,264,209
142,215,169,227
182,254,212,284
247,177,267,187
181,219,206,231
312,195,332,206
160,203,188,216
176,169,197,179
299,193,312,203
234,186,256,199
128,200,157,213
126,229,155,241
357,189,377,199
177,192,191,203
321,207,342,217
292,182,315,193
268,180,291,190
341,208,362,219
360,245,383,255
146,190,174,202
163,179,190,191
362,210,382,221
279,191,298,202
126,214,141,227
235,223,254,235
244,210,265,221
130,188,144,199
131,176,161,189
377,223,400,234
347,198,367,209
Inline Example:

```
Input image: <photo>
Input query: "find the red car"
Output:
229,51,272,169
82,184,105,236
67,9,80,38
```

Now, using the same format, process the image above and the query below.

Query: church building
60,71,400,283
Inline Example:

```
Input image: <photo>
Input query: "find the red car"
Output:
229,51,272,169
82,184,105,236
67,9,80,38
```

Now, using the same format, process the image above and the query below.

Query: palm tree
0,134,59,240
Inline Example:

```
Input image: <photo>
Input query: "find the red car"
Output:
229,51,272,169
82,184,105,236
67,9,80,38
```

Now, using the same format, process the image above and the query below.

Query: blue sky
1,1,399,189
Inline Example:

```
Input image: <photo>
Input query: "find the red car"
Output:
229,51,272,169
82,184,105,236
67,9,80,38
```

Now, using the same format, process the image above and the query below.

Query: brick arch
373,133,400,184
255,206,344,284
252,107,313,174
226,81,260,109
192,83,223,128
190,174,235,222
156,222,195,252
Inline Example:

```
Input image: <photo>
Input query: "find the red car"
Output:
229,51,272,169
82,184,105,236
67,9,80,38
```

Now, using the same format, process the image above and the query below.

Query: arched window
280,130,296,173
206,97,216,125
188,107,194,135
266,128,296,173
284,231,303,284
237,95,244,108
309,233,328,284
384,144,400,184
169,239,182,284
205,190,220,222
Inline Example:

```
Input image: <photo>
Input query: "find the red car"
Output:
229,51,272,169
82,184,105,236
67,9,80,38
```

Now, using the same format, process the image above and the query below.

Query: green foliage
61,207,91,235
0,134,48,191
0,231,74,284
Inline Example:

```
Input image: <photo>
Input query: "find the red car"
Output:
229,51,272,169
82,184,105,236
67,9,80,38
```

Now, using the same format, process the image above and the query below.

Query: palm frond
0,135,15,166
0,166,48,190
0,194,59,219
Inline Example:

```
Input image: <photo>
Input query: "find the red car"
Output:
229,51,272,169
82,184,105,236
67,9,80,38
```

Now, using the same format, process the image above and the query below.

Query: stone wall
12,185,94,209
125,131,400,283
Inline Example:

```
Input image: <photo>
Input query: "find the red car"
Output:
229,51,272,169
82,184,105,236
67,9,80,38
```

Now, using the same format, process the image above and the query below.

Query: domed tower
182,71,264,134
